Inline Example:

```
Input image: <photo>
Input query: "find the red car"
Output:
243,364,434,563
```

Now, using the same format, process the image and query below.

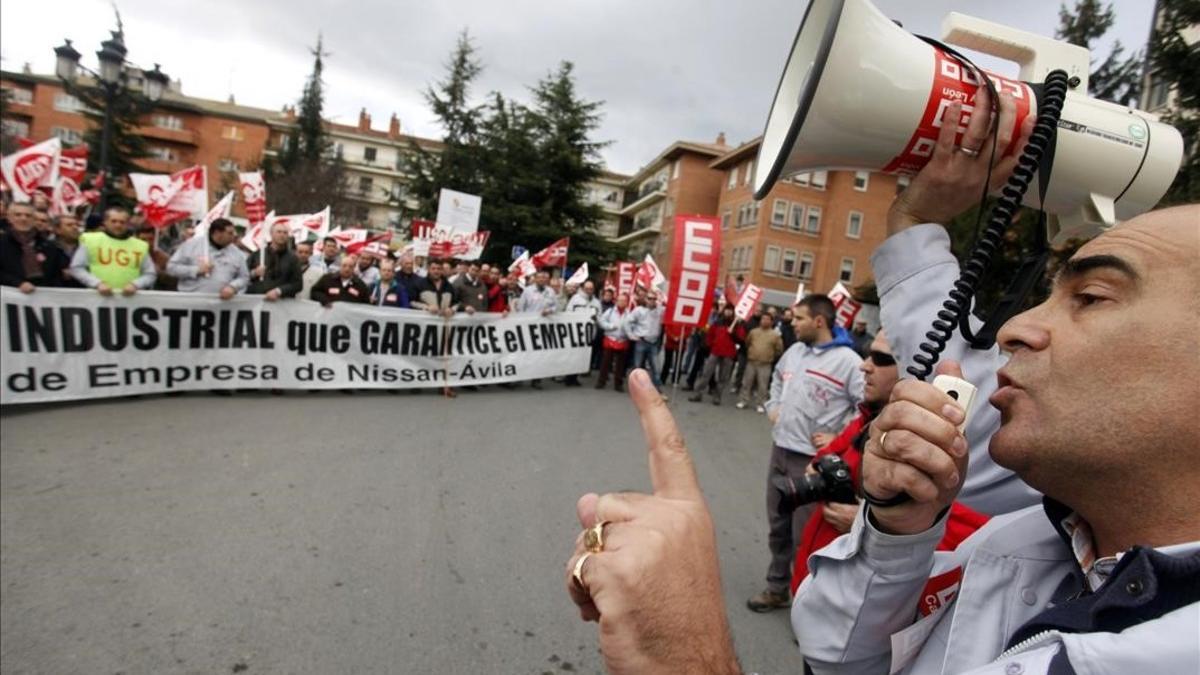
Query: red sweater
486,283,508,312
705,321,746,358
790,406,991,593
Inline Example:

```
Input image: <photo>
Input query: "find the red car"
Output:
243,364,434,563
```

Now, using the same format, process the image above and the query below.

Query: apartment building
586,169,629,240
1,68,277,220
711,137,902,307
613,134,729,274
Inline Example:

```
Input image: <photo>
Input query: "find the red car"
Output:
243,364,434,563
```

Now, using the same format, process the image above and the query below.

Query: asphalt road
1,381,805,674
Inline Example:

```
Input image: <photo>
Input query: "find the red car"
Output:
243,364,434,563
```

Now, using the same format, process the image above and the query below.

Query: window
839,257,856,283
5,87,33,105
743,159,754,186
810,170,828,190
771,199,789,229
218,158,240,172
334,143,344,159
896,175,910,195
152,114,183,130
364,146,377,163
847,211,863,239
853,171,870,191
358,176,374,195
805,206,822,235
799,252,815,279
763,245,781,273
727,168,738,189
749,201,760,227
781,250,798,277
50,127,83,146
721,209,731,230
789,203,805,231
791,172,810,186
1,119,30,138
672,160,681,179
220,125,244,141
1147,74,1170,109
147,146,178,162
54,93,84,112
605,190,619,203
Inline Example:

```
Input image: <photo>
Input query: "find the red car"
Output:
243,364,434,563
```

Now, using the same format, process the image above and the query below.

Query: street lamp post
53,30,168,212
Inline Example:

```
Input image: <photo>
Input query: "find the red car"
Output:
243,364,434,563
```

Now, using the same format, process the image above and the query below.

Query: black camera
773,454,857,517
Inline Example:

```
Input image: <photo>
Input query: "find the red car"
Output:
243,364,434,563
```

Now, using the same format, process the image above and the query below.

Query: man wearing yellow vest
69,207,157,296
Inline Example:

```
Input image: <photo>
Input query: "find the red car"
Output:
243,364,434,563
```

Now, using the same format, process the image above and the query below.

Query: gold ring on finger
572,552,593,593
585,521,610,553
879,431,889,452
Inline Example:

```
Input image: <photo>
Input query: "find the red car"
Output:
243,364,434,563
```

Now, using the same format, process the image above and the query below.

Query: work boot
746,589,790,613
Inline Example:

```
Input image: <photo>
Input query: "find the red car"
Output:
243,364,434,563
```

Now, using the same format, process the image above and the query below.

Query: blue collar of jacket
1005,497,1200,648
814,326,857,352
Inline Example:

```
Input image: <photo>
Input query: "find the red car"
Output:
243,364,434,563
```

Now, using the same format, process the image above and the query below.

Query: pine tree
526,61,615,271
1055,0,1142,105
404,30,485,219
1148,0,1200,204
263,35,354,223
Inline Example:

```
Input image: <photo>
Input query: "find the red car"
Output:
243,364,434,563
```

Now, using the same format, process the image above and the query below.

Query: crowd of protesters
1,202,848,406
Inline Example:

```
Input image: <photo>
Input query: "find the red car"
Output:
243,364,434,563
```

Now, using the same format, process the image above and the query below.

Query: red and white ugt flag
16,138,86,184
530,237,569,268
828,281,863,328
664,215,721,329
238,171,267,225
1,138,61,203
636,253,666,290
130,165,208,228
734,283,764,322
326,226,370,249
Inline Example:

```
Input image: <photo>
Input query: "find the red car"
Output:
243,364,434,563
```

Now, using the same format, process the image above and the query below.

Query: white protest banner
237,171,267,224
828,281,863,328
0,138,61,202
194,191,234,241
0,287,596,404
435,188,482,232
508,250,537,280
411,219,488,260
733,283,764,321
566,262,589,286
636,253,666,290
130,165,208,228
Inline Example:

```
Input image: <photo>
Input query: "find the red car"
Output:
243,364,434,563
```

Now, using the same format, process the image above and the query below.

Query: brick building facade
1,69,278,220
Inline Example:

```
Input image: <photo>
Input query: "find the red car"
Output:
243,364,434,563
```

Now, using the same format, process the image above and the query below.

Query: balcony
619,179,667,216
138,125,198,146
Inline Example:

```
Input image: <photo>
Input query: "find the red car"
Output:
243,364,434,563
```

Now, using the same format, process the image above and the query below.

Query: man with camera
748,293,864,613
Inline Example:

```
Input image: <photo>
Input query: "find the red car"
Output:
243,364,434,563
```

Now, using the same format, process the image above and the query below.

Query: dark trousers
590,332,605,371
596,347,629,389
686,346,710,389
765,444,817,595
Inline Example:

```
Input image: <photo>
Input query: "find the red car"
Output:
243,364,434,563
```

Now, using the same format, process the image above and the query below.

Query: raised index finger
628,369,701,501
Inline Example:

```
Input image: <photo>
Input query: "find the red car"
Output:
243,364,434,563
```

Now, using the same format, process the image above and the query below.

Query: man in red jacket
688,305,746,406
789,331,988,593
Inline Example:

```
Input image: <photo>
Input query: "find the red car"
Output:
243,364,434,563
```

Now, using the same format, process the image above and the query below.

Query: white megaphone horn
753,0,1183,243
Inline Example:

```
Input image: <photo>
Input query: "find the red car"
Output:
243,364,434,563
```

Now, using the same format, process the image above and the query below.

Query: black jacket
247,246,303,297
0,229,71,288
310,273,370,305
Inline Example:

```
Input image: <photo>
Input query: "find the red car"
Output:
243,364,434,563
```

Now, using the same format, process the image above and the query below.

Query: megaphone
753,0,1183,243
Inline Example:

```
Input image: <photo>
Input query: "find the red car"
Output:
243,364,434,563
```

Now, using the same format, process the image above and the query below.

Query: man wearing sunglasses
787,331,989,595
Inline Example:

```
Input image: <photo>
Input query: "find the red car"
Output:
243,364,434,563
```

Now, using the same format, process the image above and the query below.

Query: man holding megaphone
563,0,1196,671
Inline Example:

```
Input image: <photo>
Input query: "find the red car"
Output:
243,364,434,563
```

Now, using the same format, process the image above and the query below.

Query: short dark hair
323,236,338,245
796,294,836,328
209,218,235,234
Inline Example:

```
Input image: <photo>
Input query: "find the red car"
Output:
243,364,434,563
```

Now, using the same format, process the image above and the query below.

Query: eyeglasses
868,350,896,367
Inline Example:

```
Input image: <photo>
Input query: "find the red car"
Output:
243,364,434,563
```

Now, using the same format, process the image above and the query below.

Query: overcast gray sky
1,0,1155,175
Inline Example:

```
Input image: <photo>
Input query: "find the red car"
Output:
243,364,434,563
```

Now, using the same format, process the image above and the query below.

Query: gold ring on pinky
572,552,593,593
584,520,610,553
959,146,981,158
